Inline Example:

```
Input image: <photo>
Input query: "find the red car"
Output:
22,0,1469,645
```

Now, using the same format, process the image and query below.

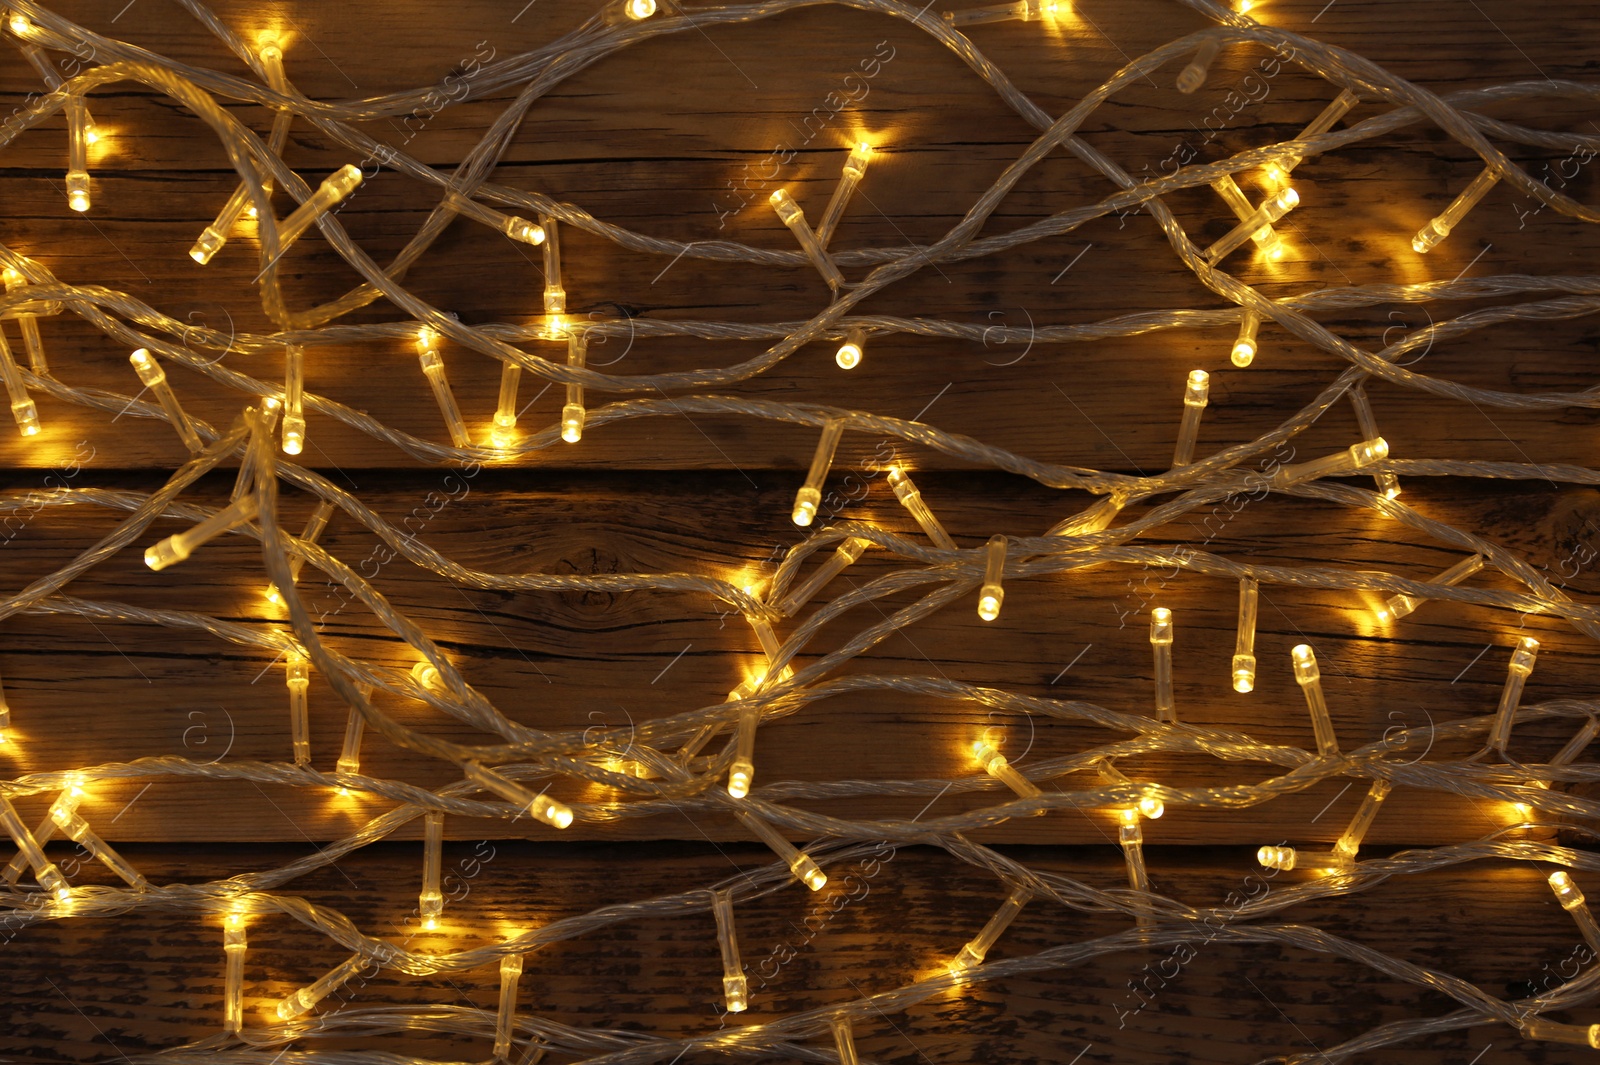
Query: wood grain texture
0,471,1592,844
2,843,1595,1064
0,0,1594,469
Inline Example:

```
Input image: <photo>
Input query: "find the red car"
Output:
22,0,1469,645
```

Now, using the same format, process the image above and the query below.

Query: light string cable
0,0,1598,1060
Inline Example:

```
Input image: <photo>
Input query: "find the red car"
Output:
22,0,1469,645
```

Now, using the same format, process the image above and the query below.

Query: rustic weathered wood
1,843,1594,1064
0,471,1591,843
0,0,1594,470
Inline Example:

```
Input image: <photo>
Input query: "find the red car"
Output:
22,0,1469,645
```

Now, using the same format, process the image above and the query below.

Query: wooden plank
0,471,1591,843
1,842,1594,1063
0,1,1594,469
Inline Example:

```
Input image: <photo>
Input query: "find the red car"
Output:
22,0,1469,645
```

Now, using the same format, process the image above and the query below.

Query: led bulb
1257,844,1296,871
420,809,444,927
1269,436,1388,487
1233,577,1258,693
977,534,1006,621
145,495,260,571
792,418,844,526
411,660,442,690
950,884,1030,974
1232,308,1260,367
1205,187,1299,263
541,214,565,314
562,330,586,443
502,215,546,245
776,536,872,616
1412,168,1499,253
1172,369,1210,467
1292,644,1340,756
494,953,524,1059
65,95,91,213
1210,176,1284,255
1520,1018,1600,1049
275,954,368,1020
223,911,248,1033
286,650,311,766
832,1017,861,1065
835,327,865,369
1489,636,1540,752
816,141,874,248
269,164,363,251
1101,760,1164,820
887,466,957,549
1150,607,1175,723
712,889,748,1012
1176,39,1220,94
735,808,827,890
460,760,574,830
973,737,1044,806
1347,384,1401,499
1376,554,1482,624
769,188,844,290
418,346,473,449
1332,779,1392,862
493,362,523,448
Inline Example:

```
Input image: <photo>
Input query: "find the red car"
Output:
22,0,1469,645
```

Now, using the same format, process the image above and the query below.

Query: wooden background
1,0,1598,1060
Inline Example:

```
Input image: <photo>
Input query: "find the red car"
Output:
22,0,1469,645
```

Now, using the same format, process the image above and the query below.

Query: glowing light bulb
977,534,1006,621
1048,491,1127,536
1520,1017,1600,1049
1205,187,1299,263
1269,437,1388,487
728,704,757,798
1292,644,1339,756
145,495,260,571
541,214,565,313
1232,308,1260,367
223,910,247,1033
336,683,370,782
1332,779,1392,862
1233,577,1258,693
2,264,53,374
0,322,40,437
1412,167,1499,253
502,215,545,245
942,0,1059,25
492,361,523,448
1210,176,1284,255
777,535,872,616
887,466,957,549
418,343,473,449
276,954,368,1020
411,660,442,690
973,735,1043,807
0,796,72,903
419,809,444,928
1489,636,1540,752
712,889,748,1011
1100,760,1164,820
1376,554,1483,624
627,0,657,17
269,164,363,251
735,809,827,890
792,418,845,526
264,499,335,606
65,96,90,212
1150,607,1175,722
286,650,311,766
1547,871,1600,953
281,343,305,455
1347,385,1400,499
494,953,523,1059
460,760,574,830
835,326,865,369
816,141,874,248
562,330,586,444
50,798,150,889
128,348,203,452
769,188,844,290
1172,369,1210,467
950,884,1030,973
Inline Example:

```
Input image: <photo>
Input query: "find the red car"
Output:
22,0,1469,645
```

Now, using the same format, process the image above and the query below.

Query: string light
0,3,1596,1060
281,343,305,455
3,264,51,374
1231,308,1260,367
1176,39,1220,95
942,0,1062,26
1100,759,1164,820
49,795,150,889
